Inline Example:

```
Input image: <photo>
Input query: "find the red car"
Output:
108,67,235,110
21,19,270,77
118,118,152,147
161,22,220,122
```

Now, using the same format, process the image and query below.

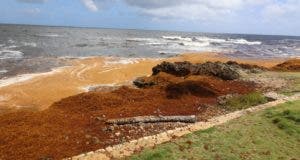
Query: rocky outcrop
226,61,267,73
152,61,240,80
192,62,240,80
152,61,193,77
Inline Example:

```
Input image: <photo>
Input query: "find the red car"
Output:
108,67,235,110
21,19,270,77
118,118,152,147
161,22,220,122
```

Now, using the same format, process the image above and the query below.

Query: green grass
223,92,268,111
129,100,300,160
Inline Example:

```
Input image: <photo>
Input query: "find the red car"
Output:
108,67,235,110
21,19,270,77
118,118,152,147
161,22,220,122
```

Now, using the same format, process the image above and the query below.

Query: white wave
8,39,15,44
81,83,119,92
126,38,157,42
179,41,210,47
157,50,178,54
162,36,192,41
146,42,166,46
0,67,67,88
6,45,18,49
195,36,226,43
104,57,141,66
22,42,37,47
39,34,63,37
229,39,262,45
0,70,7,74
0,50,23,59
162,35,261,46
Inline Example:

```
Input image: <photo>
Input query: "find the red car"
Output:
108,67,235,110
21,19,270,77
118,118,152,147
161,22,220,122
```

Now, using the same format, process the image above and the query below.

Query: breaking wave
0,49,23,59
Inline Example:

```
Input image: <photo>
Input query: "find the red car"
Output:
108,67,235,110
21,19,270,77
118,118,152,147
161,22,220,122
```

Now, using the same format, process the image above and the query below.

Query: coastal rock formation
152,61,193,77
151,60,268,81
133,60,267,89
133,72,184,88
192,61,240,80
226,61,267,73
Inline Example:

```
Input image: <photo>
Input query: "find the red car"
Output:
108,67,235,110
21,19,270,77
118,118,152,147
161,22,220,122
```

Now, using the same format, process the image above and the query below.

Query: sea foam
0,67,66,88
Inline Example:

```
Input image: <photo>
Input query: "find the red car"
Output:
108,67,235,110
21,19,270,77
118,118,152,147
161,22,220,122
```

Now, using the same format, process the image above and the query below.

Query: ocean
1,24,300,79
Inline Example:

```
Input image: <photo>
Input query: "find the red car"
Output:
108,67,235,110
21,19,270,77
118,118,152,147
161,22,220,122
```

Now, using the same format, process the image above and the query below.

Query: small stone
115,132,121,136
96,117,105,121
108,126,114,131
85,134,92,139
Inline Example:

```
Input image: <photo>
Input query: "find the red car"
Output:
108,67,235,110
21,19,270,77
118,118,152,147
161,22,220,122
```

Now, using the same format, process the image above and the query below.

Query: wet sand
0,52,285,113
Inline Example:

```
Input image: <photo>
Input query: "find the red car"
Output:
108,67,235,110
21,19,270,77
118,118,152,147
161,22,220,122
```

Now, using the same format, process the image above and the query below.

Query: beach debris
106,115,197,125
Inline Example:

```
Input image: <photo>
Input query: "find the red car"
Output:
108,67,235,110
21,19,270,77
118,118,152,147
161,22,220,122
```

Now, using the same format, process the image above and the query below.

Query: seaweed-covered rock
192,62,240,80
226,61,266,73
152,61,193,76
152,61,240,80
133,76,156,88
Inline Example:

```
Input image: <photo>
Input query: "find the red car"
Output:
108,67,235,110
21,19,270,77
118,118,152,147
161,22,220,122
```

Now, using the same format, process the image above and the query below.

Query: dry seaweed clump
273,59,300,71
0,60,261,160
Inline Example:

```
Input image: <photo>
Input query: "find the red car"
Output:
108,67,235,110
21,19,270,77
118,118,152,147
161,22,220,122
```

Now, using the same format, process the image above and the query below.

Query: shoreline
0,52,287,113
0,52,298,159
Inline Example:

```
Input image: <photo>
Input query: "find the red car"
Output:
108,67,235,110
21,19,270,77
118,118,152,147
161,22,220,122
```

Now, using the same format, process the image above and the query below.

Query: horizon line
1,22,300,38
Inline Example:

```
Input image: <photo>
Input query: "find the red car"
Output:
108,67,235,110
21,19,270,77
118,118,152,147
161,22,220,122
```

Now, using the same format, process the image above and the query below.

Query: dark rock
152,61,193,76
192,62,240,80
133,77,156,88
151,61,240,80
226,60,266,73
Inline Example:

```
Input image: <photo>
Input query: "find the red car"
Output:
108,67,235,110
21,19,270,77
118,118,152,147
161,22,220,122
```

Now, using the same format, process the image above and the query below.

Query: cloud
123,0,246,22
81,0,99,12
123,0,300,26
263,1,300,21
17,0,47,3
22,8,41,15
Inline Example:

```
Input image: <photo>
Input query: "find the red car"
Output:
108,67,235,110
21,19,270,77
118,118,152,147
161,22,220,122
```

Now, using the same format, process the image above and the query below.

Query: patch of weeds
265,108,300,135
223,92,268,111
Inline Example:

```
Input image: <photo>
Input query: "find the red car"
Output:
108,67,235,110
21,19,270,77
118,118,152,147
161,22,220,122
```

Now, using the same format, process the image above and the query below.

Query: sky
1,0,300,36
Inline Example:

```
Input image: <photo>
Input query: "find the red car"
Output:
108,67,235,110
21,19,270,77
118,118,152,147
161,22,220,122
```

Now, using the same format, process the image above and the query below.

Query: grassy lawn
129,100,300,160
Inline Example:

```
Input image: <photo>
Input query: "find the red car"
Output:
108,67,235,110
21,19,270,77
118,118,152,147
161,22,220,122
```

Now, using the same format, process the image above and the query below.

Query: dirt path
67,93,300,160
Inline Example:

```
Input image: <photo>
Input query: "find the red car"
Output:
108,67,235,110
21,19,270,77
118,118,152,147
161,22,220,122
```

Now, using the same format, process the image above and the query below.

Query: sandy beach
0,52,285,114
0,51,299,159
